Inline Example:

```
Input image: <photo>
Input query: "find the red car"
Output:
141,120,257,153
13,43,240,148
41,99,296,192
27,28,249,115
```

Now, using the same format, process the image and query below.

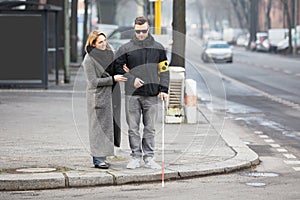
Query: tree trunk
196,1,204,40
231,0,245,29
281,0,293,54
248,0,258,49
170,0,186,67
266,0,272,29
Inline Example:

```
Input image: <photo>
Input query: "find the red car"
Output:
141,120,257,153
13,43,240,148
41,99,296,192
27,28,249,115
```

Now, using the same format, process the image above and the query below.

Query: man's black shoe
95,162,110,169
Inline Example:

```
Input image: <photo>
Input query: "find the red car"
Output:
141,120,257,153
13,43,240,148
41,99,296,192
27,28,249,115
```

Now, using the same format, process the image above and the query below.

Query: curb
0,121,259,191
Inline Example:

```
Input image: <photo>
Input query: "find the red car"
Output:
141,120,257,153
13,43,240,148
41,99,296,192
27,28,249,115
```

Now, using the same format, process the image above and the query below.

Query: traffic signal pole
154,0,161,35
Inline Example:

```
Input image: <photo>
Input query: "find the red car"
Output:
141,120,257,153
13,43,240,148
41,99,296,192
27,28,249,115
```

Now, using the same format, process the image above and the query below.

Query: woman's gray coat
82,54,115,157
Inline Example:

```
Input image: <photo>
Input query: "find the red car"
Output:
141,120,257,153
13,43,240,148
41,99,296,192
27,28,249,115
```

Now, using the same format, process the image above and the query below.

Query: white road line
283,154,296,159
259,135,269,138
284,160,300,165
277,148,288,152
264,139,275,143
292,167,300,171
195,61,300,112
254,131,263,134
270,144,281,148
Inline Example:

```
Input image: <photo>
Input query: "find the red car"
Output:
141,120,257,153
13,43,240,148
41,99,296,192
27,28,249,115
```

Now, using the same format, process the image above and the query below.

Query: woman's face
93,35,107,50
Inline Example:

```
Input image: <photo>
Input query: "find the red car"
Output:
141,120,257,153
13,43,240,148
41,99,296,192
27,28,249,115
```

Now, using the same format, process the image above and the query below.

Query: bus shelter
0,1,62,88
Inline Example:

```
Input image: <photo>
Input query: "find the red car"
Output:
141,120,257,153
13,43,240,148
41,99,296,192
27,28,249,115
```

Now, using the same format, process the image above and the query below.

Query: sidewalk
0,68,259,191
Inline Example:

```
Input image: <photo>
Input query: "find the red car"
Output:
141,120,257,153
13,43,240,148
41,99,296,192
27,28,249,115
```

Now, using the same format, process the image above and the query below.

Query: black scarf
87,46,114,75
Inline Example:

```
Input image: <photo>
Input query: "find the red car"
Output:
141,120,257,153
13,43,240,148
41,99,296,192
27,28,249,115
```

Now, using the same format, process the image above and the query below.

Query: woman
82,30,127,169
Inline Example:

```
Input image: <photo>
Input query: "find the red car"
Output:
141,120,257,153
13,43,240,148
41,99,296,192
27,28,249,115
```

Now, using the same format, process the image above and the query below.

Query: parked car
201,40,233,63
268,28,288,52
255,32,269,52
93,23,119,37
107,26,134,51
236,33,249,46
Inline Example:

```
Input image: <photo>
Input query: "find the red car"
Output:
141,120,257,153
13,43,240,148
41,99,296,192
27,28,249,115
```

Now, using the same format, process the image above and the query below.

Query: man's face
134,22,149,41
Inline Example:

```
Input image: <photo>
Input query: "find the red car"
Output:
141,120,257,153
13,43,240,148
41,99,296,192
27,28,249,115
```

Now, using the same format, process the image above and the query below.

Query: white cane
161,98,165,187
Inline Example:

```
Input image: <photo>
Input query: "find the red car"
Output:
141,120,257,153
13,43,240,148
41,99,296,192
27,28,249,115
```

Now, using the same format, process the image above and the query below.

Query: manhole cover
16,168,57,173
243,172,279,177
246,182,266,187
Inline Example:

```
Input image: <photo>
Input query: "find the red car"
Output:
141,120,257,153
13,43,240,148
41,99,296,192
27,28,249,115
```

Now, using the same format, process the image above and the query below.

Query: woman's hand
114,75,127,82
123,64,130,73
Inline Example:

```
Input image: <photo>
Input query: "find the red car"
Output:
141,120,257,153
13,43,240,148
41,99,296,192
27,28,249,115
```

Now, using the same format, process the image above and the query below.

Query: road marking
269,144,281,148
283,154,296,159
259,135,269,138
283,160,300,165
264,139,274,143
292,167,300,171
254,131,263,134
197,62,300,112
277,148,288,152
283,70,292,74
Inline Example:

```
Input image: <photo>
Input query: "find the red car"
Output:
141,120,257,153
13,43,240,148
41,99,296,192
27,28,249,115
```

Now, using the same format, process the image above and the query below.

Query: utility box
165,66,185,124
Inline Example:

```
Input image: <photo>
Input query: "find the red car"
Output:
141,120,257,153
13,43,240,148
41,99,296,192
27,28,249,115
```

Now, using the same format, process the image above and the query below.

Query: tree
248,0,258,49
170,0,186,67
266,0,273,29
281,0,293,54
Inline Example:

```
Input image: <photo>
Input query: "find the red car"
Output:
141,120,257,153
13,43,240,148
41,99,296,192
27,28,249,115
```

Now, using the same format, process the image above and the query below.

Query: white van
268,28,288,52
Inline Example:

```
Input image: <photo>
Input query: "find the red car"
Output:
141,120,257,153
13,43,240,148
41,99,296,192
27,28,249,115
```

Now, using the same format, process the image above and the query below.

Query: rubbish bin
165,66,185,124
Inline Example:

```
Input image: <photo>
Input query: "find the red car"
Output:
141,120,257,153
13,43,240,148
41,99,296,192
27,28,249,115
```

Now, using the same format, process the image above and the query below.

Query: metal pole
55,11,59,85
64,0,70,83
161,99,165,188
293,0,298,55
154,0,161,34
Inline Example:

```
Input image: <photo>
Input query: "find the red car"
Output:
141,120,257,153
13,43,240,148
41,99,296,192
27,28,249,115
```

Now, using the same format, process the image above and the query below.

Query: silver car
201,40,233,63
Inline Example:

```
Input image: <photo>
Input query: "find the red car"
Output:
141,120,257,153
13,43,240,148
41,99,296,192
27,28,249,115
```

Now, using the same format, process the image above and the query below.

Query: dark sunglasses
135,29,148,34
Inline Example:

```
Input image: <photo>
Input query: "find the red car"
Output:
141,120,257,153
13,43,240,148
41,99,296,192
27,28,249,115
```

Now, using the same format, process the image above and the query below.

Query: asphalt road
186,39,300,160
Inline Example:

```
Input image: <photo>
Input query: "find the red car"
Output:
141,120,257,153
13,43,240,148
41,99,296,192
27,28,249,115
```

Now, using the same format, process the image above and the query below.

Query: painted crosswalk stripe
264,139,274,143
283,160,300,165
277,148,288,152
270,144,280,148
283,154,296,159
292,167,300,171
259,135,269,138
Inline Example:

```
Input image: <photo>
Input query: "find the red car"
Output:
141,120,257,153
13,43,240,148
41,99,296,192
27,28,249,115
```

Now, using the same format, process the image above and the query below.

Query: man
115,16,169,169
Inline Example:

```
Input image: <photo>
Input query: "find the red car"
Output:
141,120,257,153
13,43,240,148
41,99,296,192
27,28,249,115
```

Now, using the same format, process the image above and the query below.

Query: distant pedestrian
115,16,170,169
82,30,127,169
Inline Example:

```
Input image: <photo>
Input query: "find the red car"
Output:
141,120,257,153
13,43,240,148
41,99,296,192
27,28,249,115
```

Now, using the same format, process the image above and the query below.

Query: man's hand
159,92,168,101
123,64,130,73
134,78,144,88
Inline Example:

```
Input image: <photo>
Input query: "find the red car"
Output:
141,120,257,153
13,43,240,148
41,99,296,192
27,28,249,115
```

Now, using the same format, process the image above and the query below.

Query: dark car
107,26,134,51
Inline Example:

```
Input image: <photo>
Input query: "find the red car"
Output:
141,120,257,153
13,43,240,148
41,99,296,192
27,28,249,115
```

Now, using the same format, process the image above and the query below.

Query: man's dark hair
134,16,148,25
